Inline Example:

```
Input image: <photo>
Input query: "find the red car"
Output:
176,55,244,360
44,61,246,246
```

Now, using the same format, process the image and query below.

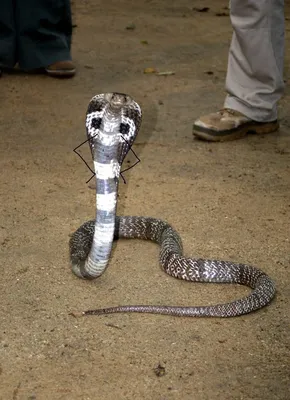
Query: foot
193,109,279,142
45,60,76,78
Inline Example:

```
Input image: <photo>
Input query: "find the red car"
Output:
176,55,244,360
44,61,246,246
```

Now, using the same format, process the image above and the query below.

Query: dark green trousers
0,0,72,70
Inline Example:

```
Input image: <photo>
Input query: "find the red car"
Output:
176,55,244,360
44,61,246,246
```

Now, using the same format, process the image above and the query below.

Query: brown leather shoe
45,60,76,78
193,109,279,142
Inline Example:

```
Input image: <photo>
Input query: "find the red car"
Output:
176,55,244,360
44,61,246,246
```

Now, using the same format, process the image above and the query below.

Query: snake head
105,92,134,110
86,92,142,158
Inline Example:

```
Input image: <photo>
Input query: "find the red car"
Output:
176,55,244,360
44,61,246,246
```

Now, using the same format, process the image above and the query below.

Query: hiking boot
193,109,279,142
45,60,76,78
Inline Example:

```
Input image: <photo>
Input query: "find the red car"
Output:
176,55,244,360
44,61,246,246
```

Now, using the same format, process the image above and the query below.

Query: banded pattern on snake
69,93,275,318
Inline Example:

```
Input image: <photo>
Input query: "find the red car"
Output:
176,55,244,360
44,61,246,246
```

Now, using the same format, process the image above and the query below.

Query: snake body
69,93,275,317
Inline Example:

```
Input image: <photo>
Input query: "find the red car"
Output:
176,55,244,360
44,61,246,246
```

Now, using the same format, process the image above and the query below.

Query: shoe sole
193,121,279,142
45,68,76,77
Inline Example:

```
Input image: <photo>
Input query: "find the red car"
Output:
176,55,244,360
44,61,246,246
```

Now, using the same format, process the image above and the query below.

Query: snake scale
69,93,275,318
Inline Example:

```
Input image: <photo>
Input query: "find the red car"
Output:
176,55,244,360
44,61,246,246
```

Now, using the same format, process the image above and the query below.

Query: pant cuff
224,95,278,122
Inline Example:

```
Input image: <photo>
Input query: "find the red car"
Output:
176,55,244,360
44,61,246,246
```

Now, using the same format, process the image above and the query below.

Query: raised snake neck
69,93,275,318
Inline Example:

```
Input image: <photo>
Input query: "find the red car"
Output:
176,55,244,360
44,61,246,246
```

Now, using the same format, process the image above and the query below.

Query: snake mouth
105,92,133,109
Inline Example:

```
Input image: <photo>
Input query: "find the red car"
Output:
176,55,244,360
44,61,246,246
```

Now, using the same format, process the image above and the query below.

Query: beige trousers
224,0,285,121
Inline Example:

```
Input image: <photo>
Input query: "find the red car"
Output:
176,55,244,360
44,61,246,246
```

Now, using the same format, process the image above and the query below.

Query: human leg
0,0,17,69
224,0,285,121
15,0,74,73
193,0,285,141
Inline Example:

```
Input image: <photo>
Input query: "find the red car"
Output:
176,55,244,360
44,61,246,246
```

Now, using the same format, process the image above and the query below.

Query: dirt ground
1,1,290,399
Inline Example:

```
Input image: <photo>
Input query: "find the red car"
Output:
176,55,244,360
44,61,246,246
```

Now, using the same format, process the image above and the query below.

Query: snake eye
91,117,102,129
120,123,130,135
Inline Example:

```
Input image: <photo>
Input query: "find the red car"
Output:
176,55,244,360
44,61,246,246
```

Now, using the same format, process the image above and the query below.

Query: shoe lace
219,108,237,116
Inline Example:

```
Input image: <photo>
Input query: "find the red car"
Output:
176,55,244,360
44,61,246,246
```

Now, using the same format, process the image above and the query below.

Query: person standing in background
193,0,285,141
0,0,75,78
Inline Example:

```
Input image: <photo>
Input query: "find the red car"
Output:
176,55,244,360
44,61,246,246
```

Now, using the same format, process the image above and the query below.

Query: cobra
69,92,276,317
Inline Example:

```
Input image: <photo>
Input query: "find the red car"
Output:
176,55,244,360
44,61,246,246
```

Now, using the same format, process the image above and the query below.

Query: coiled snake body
69,93,275,317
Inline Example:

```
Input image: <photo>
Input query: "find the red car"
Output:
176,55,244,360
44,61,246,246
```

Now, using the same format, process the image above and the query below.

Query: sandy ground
1,1,290,399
